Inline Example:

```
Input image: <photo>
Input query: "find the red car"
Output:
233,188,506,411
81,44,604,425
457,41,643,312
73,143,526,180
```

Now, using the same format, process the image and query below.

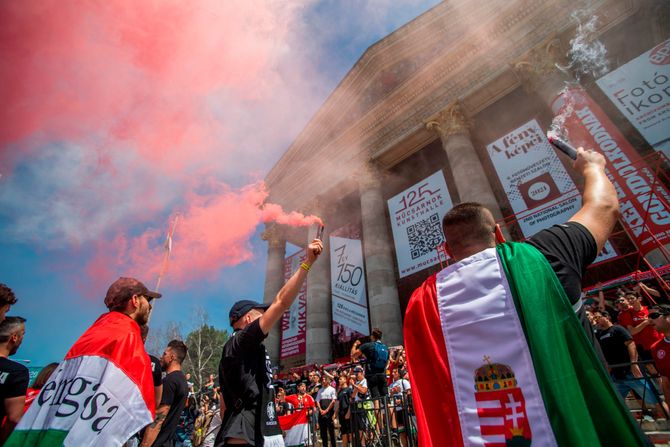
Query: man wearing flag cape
7,277,160,446
405,147,651,446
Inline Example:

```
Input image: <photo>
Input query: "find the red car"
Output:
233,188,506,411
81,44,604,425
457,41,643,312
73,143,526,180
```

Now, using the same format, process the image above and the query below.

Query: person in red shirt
650,305,670,406
617,294,662,368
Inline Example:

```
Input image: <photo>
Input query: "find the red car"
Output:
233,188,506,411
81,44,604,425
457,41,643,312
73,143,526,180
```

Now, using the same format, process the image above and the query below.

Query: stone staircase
626,396,670,446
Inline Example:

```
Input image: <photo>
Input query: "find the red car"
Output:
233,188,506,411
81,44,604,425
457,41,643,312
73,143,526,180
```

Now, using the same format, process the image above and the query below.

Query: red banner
552,88,670,254
280,250,307,361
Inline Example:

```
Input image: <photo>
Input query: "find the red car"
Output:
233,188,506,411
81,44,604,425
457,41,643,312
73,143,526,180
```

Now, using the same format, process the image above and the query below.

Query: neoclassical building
262,0,670,367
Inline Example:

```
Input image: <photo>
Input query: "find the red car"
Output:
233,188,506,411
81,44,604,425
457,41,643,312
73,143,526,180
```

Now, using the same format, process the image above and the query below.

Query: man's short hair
596,311,611,321
0,284,17,306
372,328,383,340
168,339,188,364
442,202,494,246
0,316,26,343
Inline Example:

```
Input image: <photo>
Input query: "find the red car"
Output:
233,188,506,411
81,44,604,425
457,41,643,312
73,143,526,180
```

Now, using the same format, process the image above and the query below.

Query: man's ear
442,242,453,259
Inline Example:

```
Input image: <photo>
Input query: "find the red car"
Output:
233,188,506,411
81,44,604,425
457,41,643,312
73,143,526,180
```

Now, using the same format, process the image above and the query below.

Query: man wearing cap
7,277,160,446
649,305,670,405
215,238,322,447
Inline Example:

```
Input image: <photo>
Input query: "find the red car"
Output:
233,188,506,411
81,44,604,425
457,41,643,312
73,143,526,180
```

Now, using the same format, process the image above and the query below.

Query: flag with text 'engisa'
6,312,155,446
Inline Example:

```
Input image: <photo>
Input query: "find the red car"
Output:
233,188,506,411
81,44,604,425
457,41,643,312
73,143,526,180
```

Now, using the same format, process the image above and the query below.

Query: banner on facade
330,226,370,362
486,119,582,236
387,170,453,278
552,87,670,254
280,249,307,362
485,118,618,263
596,38,670,158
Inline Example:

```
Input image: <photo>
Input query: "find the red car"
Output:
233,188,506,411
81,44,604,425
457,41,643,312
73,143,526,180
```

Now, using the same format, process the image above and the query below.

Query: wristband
300,262,311,272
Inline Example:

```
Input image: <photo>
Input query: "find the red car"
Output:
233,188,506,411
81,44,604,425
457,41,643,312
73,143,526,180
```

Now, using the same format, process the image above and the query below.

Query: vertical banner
596,38,670,158
280,249,307,364
330,228,370,362
387,170,453,278
553,88,670,254
486,119,581,237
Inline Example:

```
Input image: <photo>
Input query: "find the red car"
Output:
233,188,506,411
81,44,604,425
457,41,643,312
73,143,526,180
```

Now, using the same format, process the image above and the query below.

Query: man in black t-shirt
141,339,189,447
0,316,28,444
593,311,662,411
141,324,164,409
216,238,323,447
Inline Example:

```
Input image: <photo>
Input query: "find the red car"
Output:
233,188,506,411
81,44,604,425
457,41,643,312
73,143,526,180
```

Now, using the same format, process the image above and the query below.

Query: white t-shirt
390,379,411,409
315,385,337,406
354,378,368,402
390,379,411,395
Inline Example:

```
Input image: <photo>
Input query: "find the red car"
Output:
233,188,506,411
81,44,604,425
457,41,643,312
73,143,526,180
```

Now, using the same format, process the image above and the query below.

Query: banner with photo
596,38,670,158
387,170,453,278
486,118,581,236
552,87,670,255
330,226,370,362
280,249,307,364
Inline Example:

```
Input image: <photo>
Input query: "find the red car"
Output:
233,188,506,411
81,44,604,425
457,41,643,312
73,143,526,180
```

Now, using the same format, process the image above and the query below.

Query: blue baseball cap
229,300,270,325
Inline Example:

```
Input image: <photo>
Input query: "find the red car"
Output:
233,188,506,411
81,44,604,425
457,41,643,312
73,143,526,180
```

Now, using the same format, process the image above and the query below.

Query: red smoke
86,182,323,288
0,1,325,290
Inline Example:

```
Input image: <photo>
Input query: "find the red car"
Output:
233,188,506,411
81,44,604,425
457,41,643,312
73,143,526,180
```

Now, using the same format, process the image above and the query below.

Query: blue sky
0,1,440,366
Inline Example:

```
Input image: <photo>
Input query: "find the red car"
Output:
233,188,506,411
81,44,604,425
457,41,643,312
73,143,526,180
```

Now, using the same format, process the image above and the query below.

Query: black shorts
394,408,405,427
338,413,351,434
365,373,388,399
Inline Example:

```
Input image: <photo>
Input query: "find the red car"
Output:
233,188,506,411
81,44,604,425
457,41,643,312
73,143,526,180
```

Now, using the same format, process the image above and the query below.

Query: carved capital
512,38,569,92
356,161,386,190
425,100,473,140
261,223,285,249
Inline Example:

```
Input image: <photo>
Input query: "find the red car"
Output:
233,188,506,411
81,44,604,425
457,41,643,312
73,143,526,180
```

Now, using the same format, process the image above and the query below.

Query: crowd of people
0,147,669,447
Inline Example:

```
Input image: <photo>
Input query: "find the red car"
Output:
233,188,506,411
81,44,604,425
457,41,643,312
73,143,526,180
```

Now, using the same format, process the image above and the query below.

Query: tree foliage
182,307,229,390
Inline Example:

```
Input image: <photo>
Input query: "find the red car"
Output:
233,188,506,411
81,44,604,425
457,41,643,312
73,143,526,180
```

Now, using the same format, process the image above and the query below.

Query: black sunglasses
648,312,664,320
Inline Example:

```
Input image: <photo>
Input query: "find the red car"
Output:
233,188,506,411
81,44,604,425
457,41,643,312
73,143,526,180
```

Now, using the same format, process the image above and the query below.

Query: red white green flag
7,312,155,446
404,243,649,447
279,408,309,447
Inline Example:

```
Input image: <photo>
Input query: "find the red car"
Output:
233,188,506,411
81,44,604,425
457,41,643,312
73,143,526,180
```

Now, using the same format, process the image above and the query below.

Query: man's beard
135,305,150,325
9,345,18,356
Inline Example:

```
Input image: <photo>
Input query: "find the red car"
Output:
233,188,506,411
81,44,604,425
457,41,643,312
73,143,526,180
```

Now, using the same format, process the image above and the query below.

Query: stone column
261,223,286,364
426,101,502,219
306,207,332,365
358,163,403,347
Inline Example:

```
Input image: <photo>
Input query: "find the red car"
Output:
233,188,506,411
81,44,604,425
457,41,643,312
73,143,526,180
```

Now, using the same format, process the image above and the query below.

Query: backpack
368,341,389,374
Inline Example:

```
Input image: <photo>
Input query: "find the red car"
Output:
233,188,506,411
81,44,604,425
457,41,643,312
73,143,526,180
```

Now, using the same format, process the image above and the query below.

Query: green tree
182,307,229,390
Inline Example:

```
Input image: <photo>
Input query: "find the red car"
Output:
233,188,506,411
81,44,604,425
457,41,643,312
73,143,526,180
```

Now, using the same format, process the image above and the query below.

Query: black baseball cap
229,300,270,325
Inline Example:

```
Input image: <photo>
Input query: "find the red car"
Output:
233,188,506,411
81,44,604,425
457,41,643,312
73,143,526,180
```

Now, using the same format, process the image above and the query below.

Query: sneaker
642,414,655,423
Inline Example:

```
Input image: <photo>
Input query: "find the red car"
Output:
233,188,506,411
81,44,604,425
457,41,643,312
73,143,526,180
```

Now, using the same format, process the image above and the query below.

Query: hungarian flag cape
7,312,155,446
404,242,648,447
279,408,310,447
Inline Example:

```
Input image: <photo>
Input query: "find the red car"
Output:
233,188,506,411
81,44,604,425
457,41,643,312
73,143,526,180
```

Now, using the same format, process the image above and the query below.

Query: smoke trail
548,14,609,141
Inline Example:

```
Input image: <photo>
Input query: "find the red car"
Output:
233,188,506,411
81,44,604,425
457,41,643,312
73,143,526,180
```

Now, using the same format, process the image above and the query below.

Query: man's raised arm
569,147,620,252
260,239,323,335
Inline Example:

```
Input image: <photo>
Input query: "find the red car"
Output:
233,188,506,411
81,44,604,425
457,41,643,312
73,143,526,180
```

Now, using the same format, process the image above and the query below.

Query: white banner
329,236,369,336
596,39,670,158
387,170,453,278
486,119,581,237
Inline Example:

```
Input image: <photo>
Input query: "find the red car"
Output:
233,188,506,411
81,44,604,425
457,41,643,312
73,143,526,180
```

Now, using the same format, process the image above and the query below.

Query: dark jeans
318,414,336,447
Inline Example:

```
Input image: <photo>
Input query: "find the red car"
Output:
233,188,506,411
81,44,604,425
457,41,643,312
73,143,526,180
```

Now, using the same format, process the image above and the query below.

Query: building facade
262,0,670,367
